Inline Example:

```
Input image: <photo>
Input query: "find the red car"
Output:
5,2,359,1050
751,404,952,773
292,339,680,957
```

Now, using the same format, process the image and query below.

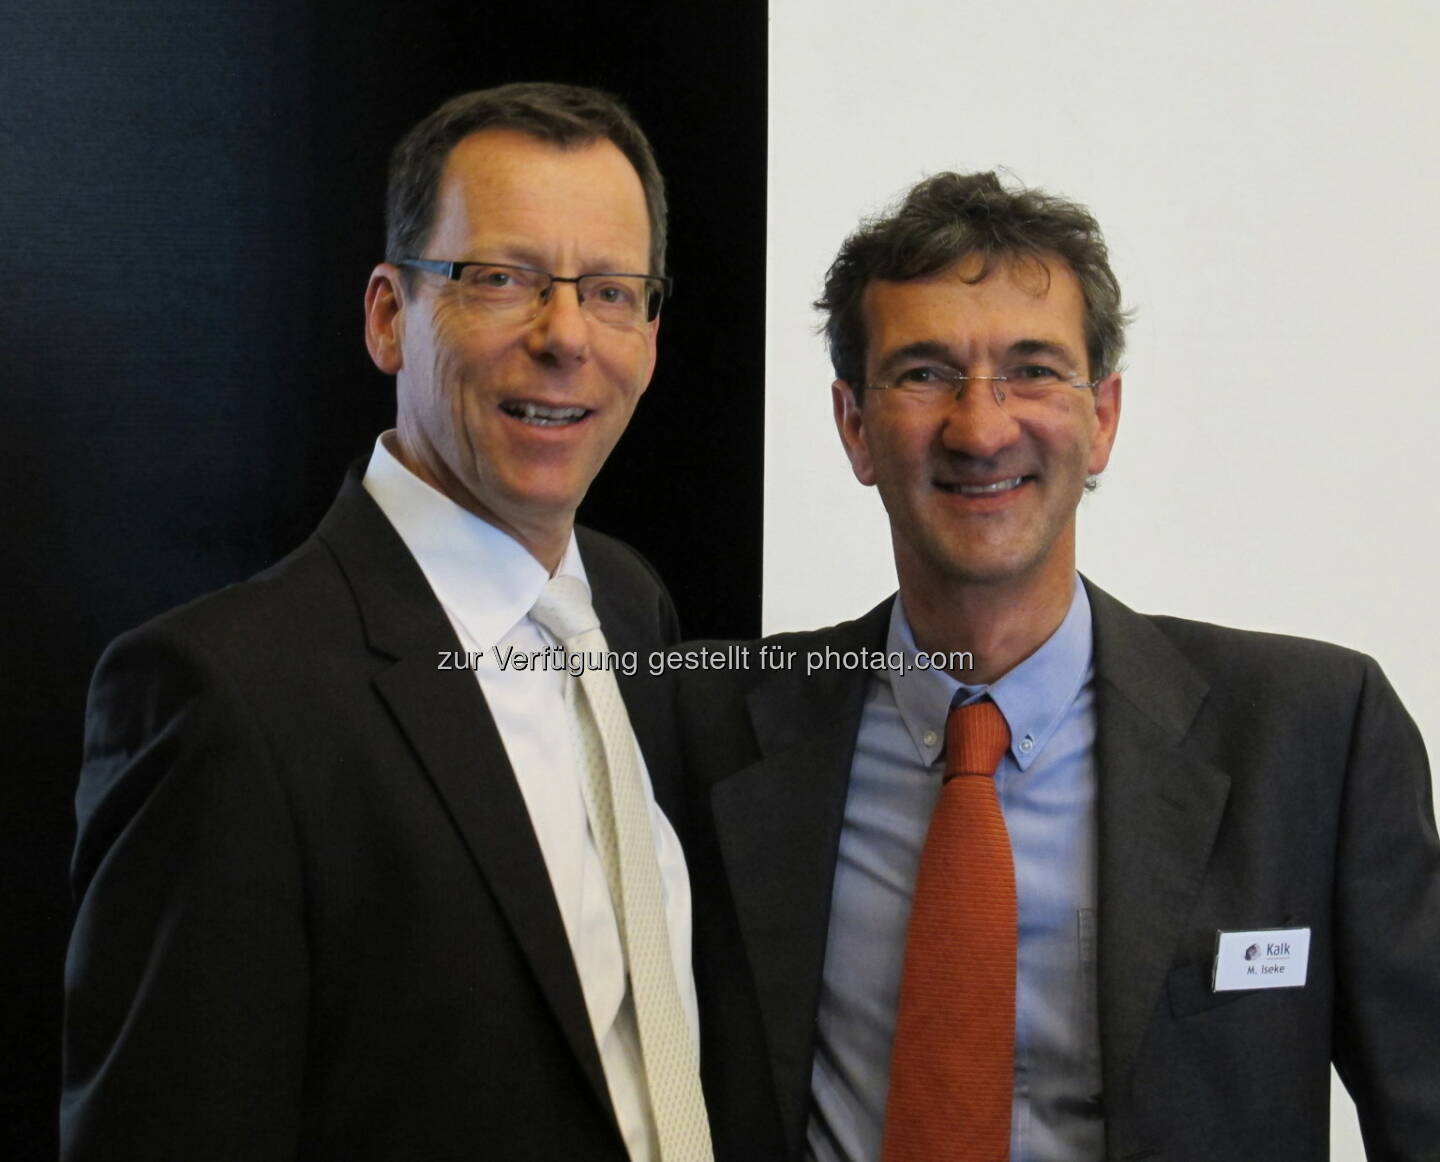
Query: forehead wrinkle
861,254,1088,379
452,217,644,269
435,136,650,274
874,339,957,370
1007,337,1082,365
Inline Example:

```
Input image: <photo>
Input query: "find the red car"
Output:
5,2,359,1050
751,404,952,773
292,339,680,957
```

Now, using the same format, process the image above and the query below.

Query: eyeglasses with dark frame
864,364,1101,407
398,259,672,326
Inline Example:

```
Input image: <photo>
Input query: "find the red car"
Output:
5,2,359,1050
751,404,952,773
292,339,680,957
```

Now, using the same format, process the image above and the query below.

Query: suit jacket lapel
709,601,892,1153
1086,580,1232,1111
316,471,614,1120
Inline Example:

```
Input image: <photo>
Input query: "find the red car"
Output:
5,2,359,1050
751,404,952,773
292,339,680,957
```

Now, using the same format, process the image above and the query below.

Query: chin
500,478,591,519
927,541,1052,587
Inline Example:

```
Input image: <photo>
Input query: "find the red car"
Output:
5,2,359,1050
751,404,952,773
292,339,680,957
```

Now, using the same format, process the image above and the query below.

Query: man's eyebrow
460,242,642,275
872,341,957,374
871,337,1086,379
1008,337,1081,365
462,246,547,269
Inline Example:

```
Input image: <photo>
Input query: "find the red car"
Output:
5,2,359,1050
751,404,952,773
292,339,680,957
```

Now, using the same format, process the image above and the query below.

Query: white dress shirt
363,433,696,1162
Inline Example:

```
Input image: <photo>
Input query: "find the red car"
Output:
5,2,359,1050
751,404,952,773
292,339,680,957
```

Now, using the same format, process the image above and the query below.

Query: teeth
504,402,589,426
955,476,1024,495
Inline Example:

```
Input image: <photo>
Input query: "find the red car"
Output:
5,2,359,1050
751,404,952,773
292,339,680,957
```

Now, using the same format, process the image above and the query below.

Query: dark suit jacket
677,580,1440,1162
63,470,684,1161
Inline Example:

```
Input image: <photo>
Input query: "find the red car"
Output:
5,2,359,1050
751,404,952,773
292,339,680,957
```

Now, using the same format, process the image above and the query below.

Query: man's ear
833,379,877,486
364,264,406,375
1086,372,1122,476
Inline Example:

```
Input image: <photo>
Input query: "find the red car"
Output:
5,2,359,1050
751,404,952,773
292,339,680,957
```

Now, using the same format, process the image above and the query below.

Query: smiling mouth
937,475,1029,495
500,401,592,427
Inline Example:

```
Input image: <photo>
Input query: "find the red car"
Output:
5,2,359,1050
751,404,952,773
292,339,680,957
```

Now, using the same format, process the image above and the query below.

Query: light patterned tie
530,576,713,1162
882,698,1015,1162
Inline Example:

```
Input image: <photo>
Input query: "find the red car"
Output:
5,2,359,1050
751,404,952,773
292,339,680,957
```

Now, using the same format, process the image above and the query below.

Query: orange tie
882,699,1015,1162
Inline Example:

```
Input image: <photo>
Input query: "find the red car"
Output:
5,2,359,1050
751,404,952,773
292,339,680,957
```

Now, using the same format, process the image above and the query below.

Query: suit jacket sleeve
1331,656,1440,1158
64,622,307,1160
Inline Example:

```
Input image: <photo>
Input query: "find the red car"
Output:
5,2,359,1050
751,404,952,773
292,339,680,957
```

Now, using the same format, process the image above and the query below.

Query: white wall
766,1,1440,1154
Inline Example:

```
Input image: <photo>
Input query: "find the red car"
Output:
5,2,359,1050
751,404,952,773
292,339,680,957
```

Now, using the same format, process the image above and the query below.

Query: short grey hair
818,170,1130,392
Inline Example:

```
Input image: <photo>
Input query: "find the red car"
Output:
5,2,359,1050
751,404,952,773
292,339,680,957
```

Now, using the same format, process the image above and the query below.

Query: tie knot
943,699,1010,782
529,575,600,643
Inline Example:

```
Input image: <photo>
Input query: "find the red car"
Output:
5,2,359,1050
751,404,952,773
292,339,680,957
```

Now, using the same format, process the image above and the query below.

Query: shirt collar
884,574,1093,771
360,432,587,647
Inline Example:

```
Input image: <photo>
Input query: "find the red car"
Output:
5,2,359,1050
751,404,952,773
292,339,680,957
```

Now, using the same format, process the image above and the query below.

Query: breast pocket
1166,941,1312,1019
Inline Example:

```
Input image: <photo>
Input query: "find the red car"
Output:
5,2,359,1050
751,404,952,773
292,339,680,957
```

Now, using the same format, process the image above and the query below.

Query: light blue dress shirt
806,576,1103,1162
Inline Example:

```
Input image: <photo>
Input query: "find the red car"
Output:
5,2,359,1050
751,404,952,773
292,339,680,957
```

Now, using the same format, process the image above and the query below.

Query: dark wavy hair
818,171,1129,393
385,82,666,281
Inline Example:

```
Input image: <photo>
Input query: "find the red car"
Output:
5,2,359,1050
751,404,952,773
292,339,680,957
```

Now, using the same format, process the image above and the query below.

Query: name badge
1212,927,1310,992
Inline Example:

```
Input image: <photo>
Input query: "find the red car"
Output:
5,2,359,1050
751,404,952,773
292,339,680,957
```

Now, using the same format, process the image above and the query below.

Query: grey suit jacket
677,579,1440,1161
63,469,684,1161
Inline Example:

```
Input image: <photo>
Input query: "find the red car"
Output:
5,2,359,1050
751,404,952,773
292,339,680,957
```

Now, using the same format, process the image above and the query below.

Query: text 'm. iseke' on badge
1212,927,1311,992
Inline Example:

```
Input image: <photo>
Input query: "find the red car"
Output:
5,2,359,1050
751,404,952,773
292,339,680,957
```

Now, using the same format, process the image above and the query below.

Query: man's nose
940,377,1022,458
527,280,590,363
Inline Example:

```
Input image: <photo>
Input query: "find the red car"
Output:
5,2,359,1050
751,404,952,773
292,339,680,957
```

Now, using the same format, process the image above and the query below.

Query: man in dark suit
63,83,711,1161
678,172,1440,1160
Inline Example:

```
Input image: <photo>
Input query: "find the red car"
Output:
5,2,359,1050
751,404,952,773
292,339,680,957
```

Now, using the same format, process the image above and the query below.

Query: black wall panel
1,3,765,1156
